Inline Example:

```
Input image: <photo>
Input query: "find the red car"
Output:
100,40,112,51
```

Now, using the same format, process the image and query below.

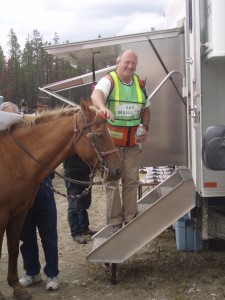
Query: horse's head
74,99,122,181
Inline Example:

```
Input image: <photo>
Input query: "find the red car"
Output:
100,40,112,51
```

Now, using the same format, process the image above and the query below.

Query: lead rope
44,180,92,199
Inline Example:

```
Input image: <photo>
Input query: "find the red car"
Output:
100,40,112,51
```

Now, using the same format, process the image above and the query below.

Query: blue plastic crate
175,215,203,252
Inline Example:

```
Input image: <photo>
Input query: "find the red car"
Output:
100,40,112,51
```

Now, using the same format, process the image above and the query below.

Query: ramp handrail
147,70,187,103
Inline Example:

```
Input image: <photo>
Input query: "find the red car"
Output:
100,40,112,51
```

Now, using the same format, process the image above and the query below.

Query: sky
0,0,166,54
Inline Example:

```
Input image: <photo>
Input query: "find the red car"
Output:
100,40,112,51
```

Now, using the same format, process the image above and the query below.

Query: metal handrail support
147,70,187,103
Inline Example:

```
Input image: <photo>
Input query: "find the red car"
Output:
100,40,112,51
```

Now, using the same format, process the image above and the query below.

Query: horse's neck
15,116,75,183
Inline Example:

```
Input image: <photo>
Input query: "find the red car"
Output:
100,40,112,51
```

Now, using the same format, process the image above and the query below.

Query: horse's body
0,100,122,300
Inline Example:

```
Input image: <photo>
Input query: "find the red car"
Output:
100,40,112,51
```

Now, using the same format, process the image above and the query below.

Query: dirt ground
1,165,225,300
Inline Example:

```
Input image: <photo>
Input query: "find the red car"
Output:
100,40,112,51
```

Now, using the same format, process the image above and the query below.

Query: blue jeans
20,177,59,278
66,180,91,237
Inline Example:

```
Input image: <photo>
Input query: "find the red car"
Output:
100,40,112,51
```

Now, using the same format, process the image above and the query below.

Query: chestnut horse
0,100,122,300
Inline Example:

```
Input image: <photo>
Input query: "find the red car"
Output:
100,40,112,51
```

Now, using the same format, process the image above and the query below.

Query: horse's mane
14,106,80,128
12,99,100,130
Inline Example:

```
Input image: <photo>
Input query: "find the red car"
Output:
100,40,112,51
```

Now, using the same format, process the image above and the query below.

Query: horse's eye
96,132,104,139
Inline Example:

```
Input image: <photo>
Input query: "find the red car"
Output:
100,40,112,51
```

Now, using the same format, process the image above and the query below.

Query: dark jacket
63,154,90,183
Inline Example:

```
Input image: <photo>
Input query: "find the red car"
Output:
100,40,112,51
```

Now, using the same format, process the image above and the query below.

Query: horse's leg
0,210,9,300
6,213,32,300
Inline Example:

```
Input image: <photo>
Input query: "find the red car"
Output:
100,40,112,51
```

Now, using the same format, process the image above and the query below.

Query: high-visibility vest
105,71,147,147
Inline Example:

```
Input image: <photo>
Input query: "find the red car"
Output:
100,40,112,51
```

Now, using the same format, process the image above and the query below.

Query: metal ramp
87,169,195,265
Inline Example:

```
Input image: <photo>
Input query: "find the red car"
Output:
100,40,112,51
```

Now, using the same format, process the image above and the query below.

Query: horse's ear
80,98,92,116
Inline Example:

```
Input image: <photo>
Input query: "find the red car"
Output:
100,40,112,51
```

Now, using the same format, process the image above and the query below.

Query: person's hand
135,128,148,143
99,107,114,121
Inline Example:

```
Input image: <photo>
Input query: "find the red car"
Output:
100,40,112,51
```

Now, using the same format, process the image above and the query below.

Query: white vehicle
43,0,225,282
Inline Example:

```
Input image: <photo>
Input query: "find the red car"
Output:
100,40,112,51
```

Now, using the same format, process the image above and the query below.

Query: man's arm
141,107,150,131
91,89,114,121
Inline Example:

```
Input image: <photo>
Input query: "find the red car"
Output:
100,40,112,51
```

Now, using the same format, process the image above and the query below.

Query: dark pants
20,177,59,278
65,180,91,237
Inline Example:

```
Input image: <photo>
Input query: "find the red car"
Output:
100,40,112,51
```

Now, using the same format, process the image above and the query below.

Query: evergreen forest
0,28,92,111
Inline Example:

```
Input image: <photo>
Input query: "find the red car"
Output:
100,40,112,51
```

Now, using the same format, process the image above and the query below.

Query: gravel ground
1,165,225,300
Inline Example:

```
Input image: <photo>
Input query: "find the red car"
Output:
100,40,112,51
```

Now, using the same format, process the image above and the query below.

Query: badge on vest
115,103,142,117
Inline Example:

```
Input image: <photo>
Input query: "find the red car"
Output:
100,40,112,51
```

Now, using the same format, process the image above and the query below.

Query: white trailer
179,0,225,241
43,0,225,282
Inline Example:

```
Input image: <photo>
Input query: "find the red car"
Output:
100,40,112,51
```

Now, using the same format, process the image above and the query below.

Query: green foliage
0,46,6,95
0,29,78,110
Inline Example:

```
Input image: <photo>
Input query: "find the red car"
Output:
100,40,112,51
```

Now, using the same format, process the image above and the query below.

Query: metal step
86,168,195,264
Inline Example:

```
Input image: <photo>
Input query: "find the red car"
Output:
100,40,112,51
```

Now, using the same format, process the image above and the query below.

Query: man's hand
135,127,148,143
91,89,114,121
99,107,114,122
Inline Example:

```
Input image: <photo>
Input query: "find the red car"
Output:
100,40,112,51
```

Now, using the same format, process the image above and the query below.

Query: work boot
73,234,87,244
111,224,122,234
82,228,98,236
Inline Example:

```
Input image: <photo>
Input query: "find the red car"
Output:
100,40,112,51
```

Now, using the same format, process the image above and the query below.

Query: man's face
37,105,47,113
117,52,137,80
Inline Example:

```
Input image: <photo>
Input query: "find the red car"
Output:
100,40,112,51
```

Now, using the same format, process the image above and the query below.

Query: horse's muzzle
109,167,123,181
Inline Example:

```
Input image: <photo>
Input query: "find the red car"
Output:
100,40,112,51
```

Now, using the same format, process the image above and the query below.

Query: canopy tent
41,28,181,106
39,65,116,106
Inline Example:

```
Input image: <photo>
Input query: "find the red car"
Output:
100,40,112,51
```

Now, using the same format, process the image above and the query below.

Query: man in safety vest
91,49,150,233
